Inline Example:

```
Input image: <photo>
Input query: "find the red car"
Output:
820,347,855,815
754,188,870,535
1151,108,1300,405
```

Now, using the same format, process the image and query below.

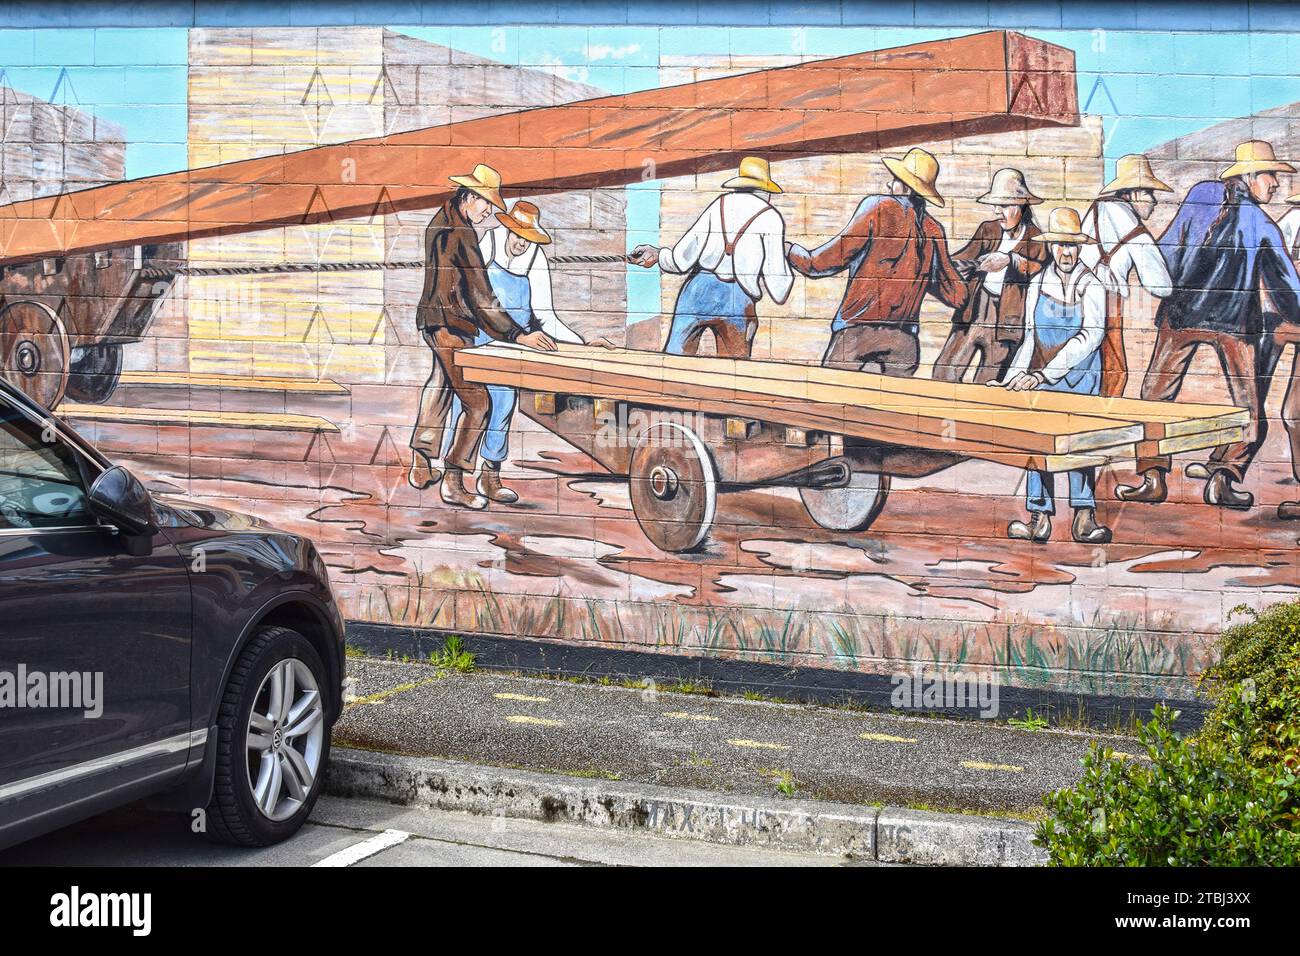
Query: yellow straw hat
722,156,782,193
1034,207,1096,245
882,148,944,207
449,163,507,211
1220,140,1295,180
496,200,551,245
1100,153,1173,195
977,167,1043,205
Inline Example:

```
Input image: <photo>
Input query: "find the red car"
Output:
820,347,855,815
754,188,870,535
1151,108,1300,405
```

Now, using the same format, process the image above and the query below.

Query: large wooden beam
0,30,1075,267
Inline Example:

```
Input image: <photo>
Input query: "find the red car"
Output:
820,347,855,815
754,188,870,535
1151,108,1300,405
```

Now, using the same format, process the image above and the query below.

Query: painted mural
3,13,1300,699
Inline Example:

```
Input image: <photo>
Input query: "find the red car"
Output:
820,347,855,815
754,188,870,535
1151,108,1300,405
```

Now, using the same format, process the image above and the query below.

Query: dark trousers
822,323,920,376
933,295,1015,383
1262,321,1300,483
1135,325,1265,481
410,326,490,471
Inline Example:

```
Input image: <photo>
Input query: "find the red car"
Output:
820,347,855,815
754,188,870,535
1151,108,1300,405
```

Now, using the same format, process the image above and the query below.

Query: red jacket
788,194,968,327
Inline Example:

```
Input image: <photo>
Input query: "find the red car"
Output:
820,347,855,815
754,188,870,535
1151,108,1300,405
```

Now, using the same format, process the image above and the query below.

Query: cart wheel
629,421,717,553
799,466,890,532
0,301,70,410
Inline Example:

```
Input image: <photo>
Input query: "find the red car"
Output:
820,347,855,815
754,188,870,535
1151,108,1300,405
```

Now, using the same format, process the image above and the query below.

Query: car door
0,393,192,828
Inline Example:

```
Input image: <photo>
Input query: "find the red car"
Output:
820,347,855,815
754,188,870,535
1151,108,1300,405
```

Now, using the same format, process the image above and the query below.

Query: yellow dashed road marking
495,693,550,703
728,738,790,751
664,711,719,721
506,715,564,727
961,760,1024,773
860,732,918,743
1110,751,1149,762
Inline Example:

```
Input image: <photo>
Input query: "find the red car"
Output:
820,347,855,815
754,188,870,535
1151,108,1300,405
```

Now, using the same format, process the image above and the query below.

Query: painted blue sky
3,23,1300,320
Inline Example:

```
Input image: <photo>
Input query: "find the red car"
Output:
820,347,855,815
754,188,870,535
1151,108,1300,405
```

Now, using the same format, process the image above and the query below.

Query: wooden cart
458,343,1251,552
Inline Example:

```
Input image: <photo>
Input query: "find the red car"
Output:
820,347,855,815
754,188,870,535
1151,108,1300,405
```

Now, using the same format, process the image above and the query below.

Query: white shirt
1279,208,1300,260
1003,262,1106,386
480,226,581,344
657,191,794,304
1080,199,1172,299
981,225,1025,298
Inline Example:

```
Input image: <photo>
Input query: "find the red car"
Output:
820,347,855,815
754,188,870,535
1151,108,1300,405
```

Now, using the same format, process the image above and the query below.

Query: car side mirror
88,465,158,538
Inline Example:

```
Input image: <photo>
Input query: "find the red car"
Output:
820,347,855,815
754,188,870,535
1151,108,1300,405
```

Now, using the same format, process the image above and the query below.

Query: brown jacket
949,218,1047,344
415,201,521,342
788,194,967,327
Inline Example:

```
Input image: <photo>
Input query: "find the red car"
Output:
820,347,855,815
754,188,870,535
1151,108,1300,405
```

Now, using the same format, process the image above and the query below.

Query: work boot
408,450,441,490
1115,469,1167,503
1279,501,1300,520
1008,511,1051,543
1071,507,1112,544
476,462,519,504
1204,471,1253,510
440,466,488,510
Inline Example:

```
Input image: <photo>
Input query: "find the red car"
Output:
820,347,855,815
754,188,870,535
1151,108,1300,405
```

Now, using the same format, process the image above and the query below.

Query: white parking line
311,828,410,867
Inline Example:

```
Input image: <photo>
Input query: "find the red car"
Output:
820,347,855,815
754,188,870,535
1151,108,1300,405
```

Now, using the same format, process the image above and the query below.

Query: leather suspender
1086,202,1147,267
719,195,770,258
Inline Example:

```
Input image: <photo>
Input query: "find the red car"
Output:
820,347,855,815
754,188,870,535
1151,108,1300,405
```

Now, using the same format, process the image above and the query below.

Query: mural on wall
2,20,1300,698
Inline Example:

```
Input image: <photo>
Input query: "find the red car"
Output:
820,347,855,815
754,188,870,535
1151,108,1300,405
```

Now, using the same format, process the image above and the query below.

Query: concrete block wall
7,2,1300,702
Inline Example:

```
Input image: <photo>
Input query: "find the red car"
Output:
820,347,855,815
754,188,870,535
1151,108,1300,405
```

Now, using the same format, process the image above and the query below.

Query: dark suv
0,380,344,850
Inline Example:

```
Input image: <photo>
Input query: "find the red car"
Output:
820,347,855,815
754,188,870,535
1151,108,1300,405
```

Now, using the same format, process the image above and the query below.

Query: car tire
204,626,332,846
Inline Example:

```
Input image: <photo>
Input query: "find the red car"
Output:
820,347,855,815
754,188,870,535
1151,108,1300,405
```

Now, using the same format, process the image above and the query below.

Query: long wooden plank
458,346,1141,454
57,404,339,433
551,343,1248,440
118,371,349,394
0,31,1076,266
462,364,1230,475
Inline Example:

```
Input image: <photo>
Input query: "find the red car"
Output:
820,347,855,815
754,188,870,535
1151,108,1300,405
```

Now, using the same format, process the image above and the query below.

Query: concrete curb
325,747,1047,866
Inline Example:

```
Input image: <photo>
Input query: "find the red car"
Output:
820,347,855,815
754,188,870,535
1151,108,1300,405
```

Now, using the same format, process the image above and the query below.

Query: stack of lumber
457,344,1248,473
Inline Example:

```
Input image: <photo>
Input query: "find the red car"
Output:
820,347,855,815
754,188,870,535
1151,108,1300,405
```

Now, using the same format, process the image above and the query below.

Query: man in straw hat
1114,140,1300,510
995,207,1112,545
787,147,967,376
630,156,792,357
409,164,558,510
1079,153,1174,398
934,167,1047,384
436,200,606,506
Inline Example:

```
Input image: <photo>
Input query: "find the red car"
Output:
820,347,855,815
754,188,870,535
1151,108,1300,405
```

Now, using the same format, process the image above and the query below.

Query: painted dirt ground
75,354,1300,699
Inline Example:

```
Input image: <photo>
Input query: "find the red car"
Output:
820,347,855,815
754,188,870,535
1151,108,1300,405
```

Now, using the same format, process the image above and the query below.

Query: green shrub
1037,600,1300,866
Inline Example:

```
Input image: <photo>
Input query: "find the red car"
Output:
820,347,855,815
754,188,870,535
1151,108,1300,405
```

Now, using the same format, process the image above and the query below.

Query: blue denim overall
665,271,754,354
1025,286,1102,514
440,256,528,465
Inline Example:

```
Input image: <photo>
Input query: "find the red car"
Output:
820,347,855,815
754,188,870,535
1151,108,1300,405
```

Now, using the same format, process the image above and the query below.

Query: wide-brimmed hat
722,156,782,194
1034,207,1096,245
1220,140,1295,180
977,168,1042,206
449,163,506,211
496,200,551,245
1100,153,1172,196
882,147,944,207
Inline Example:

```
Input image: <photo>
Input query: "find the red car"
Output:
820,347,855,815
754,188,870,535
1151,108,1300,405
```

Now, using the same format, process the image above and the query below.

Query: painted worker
996,207,1111,545
408,164,557,511
629,156,793,357
436,201,593,506
933,168,1046,383
1114,140,1300,510
787,147,968,376
1079,153,1174,398
1262,190,1300,519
